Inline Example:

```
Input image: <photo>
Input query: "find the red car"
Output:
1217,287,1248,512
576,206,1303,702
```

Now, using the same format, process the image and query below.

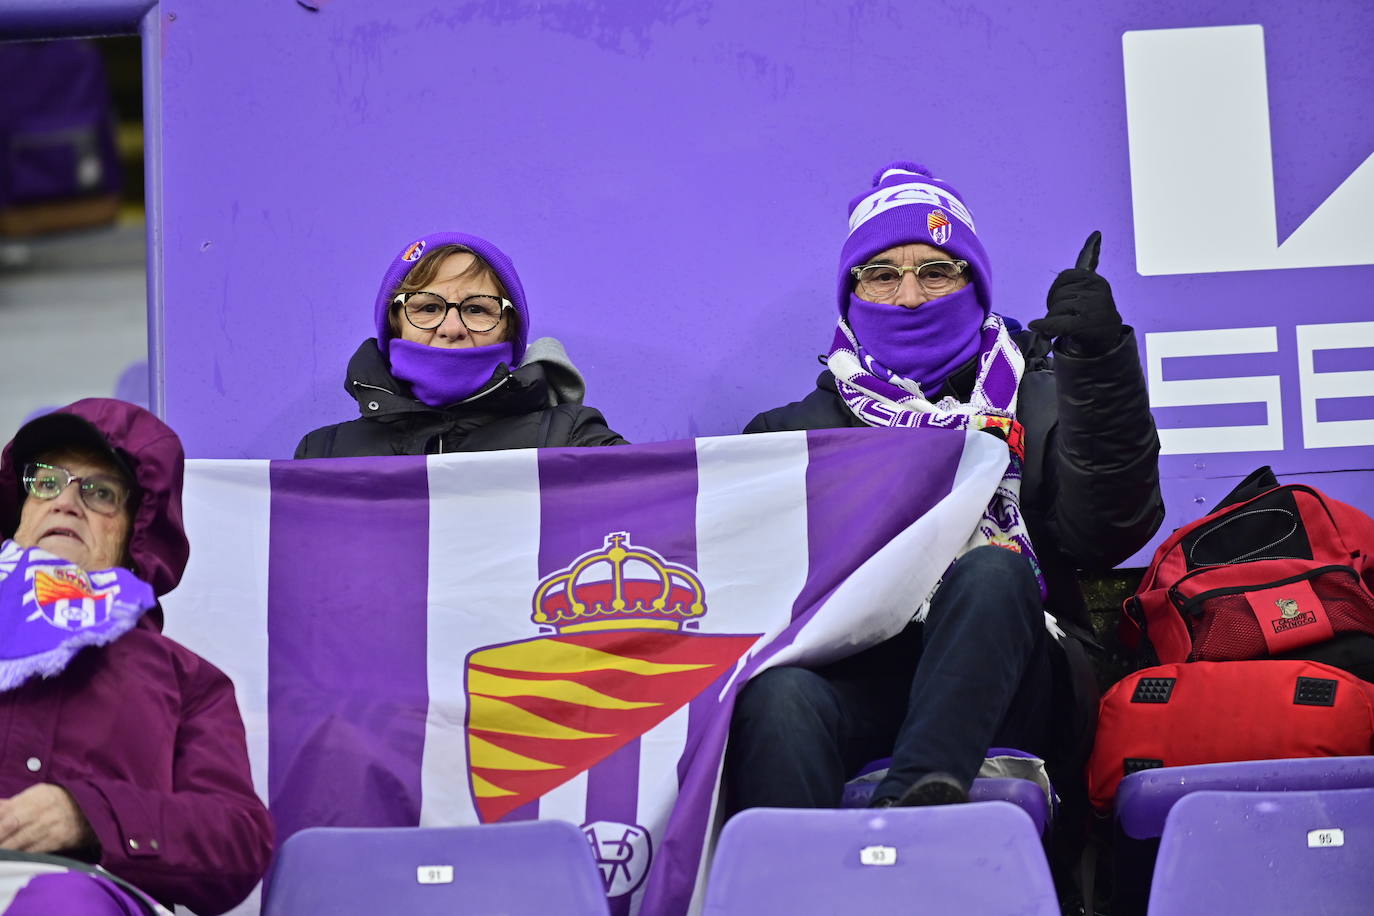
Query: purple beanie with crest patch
372,231,530,365
836,161,992,318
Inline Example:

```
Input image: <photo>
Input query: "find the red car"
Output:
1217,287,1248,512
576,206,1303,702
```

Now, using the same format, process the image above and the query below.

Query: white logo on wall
1145,321,1374,454
1124,25,1374,275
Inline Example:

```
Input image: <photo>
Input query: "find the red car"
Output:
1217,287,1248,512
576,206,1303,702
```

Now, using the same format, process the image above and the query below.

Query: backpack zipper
1170,564,1359,618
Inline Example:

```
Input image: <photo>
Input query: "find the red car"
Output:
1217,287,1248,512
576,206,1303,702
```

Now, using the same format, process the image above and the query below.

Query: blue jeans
725,545,1056,811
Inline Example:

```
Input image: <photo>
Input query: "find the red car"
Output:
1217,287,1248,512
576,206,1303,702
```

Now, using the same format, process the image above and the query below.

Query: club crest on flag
463,531,758,823
28,567,119,630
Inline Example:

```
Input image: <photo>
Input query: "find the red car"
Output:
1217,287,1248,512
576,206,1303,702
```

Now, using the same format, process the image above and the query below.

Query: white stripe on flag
693,431,810,666
420,448,542,826
161,458,273,916
658,432,812,915
537,767,590,827
953,422,1010,496
632,702,692,915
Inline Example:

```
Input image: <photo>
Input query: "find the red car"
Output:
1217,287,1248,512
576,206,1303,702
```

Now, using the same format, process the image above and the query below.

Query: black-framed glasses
22,462,131,516
850,259,969,299
391,292,512,333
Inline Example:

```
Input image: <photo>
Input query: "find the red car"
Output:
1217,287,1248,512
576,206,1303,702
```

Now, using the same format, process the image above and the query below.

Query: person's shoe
895,772,969,807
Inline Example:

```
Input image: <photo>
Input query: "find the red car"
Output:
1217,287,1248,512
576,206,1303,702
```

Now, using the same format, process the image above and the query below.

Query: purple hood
0,398,189,606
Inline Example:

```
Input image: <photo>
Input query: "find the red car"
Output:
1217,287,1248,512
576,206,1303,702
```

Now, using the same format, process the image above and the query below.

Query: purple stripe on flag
790,426,963,620
537,442,699,914
501,799,541,822
266,456,431,843
536,441,699,576
675,668,727,788
589,739,642,916
588,738,641,826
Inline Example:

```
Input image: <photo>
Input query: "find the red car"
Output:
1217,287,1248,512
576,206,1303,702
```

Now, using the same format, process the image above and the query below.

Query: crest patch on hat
402,240,427,262
927,210,952,246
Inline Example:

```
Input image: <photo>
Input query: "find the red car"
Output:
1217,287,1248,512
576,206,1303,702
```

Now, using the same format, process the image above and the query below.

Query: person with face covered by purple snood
296,231,625,458
723,161,1162,889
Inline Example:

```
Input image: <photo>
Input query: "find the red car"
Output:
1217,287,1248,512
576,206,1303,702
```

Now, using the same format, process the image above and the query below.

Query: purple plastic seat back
261,821,610,916
1116,755,1374,840
703,804,1058,916
1147,788,1374,915
841,750,1052,835
970,777,1051,835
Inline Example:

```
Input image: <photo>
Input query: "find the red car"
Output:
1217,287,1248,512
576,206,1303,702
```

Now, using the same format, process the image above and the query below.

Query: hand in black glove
1027,231,1123,357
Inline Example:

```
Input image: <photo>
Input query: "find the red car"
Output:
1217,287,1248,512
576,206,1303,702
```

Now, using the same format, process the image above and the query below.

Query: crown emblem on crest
35,568,98,603
532,532,706,633
29,567,119,631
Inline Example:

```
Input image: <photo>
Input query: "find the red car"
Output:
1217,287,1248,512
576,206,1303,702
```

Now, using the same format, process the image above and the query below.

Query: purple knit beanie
837,161,992,318
372,231,530,365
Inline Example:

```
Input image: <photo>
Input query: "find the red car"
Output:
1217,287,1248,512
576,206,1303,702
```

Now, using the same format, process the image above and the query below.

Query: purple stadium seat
970,778,1050,835
1116,756,1374,840
1147,788,1374,915
703,804,1058,915
261,821,609,916
841,750,1052,835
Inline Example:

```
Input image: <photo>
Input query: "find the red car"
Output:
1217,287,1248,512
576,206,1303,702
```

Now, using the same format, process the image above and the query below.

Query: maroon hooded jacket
0,399,273,914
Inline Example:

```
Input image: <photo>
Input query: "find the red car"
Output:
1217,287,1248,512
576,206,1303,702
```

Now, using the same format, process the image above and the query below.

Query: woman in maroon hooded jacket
0,399,272,914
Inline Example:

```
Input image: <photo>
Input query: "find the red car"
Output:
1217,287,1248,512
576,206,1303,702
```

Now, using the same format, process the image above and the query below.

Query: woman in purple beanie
723,161,1163,892
295,231,625,457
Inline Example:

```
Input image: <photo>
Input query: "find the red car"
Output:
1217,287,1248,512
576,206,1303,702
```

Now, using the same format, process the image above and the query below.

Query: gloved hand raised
1028,231,1123,357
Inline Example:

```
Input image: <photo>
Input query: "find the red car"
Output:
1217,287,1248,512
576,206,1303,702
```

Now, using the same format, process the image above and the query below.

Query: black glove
1027,230,1123,357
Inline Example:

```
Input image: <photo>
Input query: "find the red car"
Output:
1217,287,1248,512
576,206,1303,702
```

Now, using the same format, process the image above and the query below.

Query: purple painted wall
18,1,1373,560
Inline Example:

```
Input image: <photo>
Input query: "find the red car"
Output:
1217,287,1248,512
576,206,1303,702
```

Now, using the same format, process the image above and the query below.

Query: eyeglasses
850,260,969,299
392,292,512,333
22,462,131,516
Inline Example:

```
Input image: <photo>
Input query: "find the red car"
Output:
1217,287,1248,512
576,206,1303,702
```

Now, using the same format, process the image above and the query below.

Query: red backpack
1088,468,1374,809
1087,659,1374,810
1121,467,1374,665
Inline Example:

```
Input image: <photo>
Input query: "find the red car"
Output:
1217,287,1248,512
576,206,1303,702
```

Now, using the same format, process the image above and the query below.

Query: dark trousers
725,545,1056,812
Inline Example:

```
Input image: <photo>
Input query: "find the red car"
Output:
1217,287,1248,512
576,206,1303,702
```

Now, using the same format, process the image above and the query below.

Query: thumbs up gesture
1027,231,1124,356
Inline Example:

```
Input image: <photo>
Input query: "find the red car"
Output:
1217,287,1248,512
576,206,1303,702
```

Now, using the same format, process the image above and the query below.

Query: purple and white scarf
828,313,1062,637
0,540,157,691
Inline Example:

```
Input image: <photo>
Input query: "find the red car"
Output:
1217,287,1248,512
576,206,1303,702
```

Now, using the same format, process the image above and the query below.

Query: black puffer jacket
750,327,1163,806
746,328,1164,638
295,339,627,458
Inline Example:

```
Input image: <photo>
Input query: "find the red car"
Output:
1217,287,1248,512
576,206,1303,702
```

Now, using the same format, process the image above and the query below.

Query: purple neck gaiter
846,285,985,393
387,338,514,407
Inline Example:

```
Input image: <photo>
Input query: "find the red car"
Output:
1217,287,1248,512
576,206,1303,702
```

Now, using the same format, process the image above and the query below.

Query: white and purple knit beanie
837,161,992,318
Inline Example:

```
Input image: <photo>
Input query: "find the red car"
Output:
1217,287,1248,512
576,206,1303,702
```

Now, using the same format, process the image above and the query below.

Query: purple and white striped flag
162,426,1008,916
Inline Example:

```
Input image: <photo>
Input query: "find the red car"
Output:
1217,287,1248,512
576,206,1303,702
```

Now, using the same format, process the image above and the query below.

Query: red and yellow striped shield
465,629,756,823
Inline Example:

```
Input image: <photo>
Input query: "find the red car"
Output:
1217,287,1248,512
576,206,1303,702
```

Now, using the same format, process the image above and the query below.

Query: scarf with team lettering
828,311,1059,633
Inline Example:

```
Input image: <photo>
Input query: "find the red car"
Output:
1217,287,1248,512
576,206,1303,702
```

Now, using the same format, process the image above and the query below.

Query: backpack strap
1215,465,1280,510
